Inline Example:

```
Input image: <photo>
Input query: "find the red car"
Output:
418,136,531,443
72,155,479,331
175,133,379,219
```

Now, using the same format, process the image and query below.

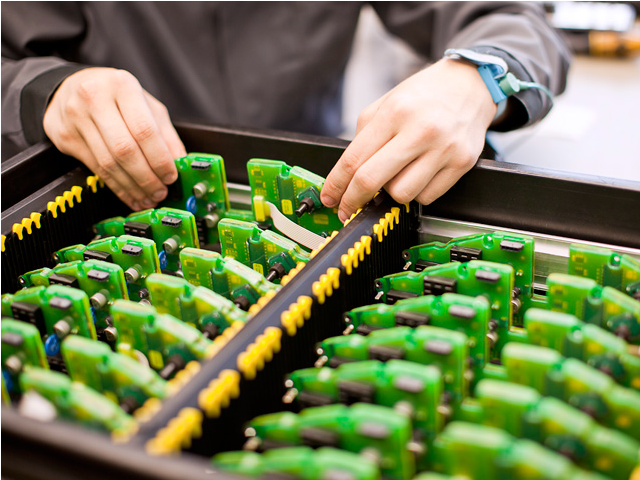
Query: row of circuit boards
1,154,340,438
2,152,640,480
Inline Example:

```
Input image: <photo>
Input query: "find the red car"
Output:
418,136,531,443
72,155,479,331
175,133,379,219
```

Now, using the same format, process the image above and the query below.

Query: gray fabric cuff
465,45,543,132
20,64,89,144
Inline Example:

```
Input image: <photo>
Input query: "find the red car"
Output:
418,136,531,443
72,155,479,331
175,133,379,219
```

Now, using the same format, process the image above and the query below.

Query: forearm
374,2,571,130
2,56,88,157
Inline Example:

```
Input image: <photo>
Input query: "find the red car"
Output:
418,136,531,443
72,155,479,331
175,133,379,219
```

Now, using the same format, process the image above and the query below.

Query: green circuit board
500,342,640,441
285,360,443,469
1,285,96,349
110,300,212,373
433,422,610,480
456,379,640,480
401,231,538,325
54,235,161,301
523,308,640,390
218,218,311,283
546,273,640,343
161,153,231,246
344,293,491,381
1,319,48,394
212,447,380,480
61,335,167,410
18,366,136,434
93,207,199,271
180,247,279,310
247,403,415,480
247,159,342,238
19,259,128,330
317,326,469,406
568,243,640,299
144,273,249,334
375,260,517,361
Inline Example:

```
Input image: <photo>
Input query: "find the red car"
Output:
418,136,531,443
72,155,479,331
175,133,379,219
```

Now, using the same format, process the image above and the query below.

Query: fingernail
322,194,337,208
338,210,348,223
132,202,141,211
142,198,155,209
152,189,166,202
163,173,178,184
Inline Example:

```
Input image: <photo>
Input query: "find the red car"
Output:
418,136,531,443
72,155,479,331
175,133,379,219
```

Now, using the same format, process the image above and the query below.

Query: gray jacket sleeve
1,2,88,158
373,2,572,131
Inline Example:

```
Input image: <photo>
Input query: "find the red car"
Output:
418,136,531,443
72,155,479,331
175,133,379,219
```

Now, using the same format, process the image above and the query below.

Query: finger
115,81,178,186
337,131,424,221
414,165,472,206
383,152,444,205
92,103,168,204
144,91,187,161
321,115,395,208
77,121,149,210
355,93,386,136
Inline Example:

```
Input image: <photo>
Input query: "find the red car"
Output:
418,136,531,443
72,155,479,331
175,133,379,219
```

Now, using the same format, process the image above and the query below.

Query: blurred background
341,2,640,182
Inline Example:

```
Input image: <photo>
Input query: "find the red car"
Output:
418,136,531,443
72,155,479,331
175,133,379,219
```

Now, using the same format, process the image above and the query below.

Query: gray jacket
2,2,570,159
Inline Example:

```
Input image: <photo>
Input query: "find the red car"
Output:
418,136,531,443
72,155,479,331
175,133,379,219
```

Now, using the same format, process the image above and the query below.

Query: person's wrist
437,58,498,125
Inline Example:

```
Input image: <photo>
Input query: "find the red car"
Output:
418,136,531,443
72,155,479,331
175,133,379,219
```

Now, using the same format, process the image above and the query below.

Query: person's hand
321,58,497,222
43,67,187,211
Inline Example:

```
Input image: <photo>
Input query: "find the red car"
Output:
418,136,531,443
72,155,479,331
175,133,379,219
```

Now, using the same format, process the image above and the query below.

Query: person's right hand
43,67,187,211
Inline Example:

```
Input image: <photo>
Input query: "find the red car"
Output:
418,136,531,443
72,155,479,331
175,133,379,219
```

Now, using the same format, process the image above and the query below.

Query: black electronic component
449,305,476,319
424,339,454,356
475,270,501,283
190,161,212,171
48,273,79,289
368,345,405,362
121,245,143,256
301,428,339,448
337,381,375,405
82,250,113,263
450,246,482,262
295,197,316,217
415,260,439,272
356,324,383,335
10,302,46,334
87,269,110,282
500,240,525,252
423,276,457,296
385,289,419,305
265,262,287,283
49,297,72,310
123,221,153,239
298,391,334,408
395,311,430,328
161,217,183,228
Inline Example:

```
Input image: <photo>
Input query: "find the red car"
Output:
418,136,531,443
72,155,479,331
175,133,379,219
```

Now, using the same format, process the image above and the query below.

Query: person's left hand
321,58,498,222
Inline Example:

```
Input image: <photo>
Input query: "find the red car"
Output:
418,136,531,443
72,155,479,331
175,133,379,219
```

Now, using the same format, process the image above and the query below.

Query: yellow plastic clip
134,397,163,423
71,185,83,204
86,175,104,193
30,212,42,229
237,326,283,379
146,407,203,455
198,369,241,418
1,235,6,253
12,223,25,241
